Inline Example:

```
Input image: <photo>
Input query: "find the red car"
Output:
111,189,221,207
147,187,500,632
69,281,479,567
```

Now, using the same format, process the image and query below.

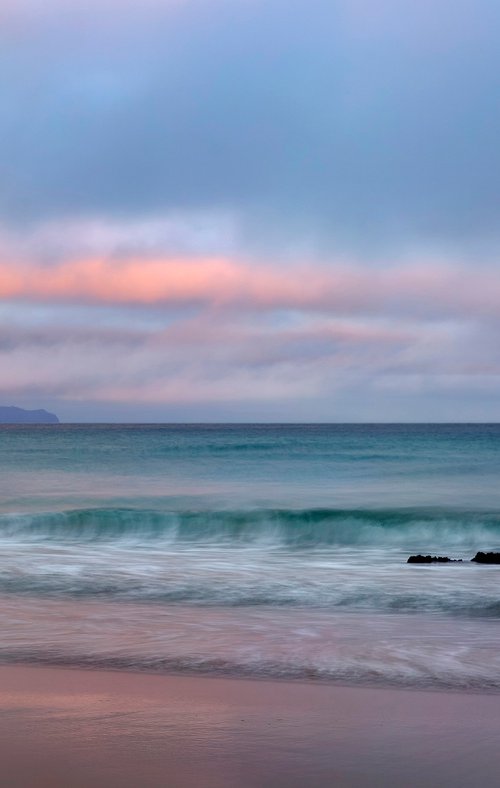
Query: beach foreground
1,666,500,788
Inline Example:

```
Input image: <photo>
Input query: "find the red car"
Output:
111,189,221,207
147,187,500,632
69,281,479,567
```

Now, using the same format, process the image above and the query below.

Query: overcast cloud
1,0,499,420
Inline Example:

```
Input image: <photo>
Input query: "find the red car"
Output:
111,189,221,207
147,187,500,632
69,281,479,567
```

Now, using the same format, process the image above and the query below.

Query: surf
1,506,500,550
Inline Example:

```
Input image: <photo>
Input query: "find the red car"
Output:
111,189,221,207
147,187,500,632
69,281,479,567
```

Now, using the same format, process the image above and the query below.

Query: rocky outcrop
407,552,500,564
0,406,59,424
407,555,462,564
471,552,500,564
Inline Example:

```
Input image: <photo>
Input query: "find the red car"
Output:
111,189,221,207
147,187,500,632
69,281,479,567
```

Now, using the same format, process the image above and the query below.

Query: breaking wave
2,506,500,549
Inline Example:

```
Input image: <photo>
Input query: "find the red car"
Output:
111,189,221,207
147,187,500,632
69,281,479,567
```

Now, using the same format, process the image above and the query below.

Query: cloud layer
1,0,499,419
2,0,500,252
1,253,500,319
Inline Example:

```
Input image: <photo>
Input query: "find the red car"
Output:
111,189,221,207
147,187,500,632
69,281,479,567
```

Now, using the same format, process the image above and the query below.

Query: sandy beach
1,665,499,788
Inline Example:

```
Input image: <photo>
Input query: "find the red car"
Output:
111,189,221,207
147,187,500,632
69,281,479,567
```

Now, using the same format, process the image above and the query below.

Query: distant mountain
0,406,60,424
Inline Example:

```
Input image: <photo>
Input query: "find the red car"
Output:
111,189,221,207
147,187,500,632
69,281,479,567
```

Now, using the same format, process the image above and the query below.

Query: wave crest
1,506,500,549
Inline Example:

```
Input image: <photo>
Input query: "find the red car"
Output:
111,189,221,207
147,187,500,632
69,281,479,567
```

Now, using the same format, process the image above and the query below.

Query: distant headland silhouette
0,406,59,424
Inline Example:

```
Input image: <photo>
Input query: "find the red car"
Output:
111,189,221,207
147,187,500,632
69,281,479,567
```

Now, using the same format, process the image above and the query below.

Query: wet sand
1,665,500,787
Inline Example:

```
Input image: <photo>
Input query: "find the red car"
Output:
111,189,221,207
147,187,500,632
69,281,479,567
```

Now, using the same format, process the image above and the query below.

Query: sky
1,0,499,422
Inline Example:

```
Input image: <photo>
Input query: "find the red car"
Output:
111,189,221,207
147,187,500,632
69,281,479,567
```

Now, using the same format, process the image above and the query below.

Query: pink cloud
0,256,314,307
0,255,499,320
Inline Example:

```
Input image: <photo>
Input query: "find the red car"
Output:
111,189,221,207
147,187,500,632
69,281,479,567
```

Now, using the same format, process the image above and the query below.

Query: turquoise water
1,424,500,688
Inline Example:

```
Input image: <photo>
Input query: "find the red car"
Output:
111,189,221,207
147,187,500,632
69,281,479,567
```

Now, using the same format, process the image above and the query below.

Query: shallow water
1,423,500,689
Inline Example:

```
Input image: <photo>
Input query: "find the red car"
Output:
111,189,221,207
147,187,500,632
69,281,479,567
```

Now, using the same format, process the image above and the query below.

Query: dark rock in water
0,406,59,424
471,552,500,564
407,555,463,564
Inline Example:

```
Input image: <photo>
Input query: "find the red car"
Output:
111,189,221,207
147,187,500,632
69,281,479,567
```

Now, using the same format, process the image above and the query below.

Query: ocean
1,423,500,690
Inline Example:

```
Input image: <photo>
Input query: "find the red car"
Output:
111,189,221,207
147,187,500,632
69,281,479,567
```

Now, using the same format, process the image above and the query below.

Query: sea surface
1,423,500,690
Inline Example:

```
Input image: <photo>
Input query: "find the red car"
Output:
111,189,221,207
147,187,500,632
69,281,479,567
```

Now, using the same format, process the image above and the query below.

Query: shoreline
2,664,500,787
2,656,500,696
